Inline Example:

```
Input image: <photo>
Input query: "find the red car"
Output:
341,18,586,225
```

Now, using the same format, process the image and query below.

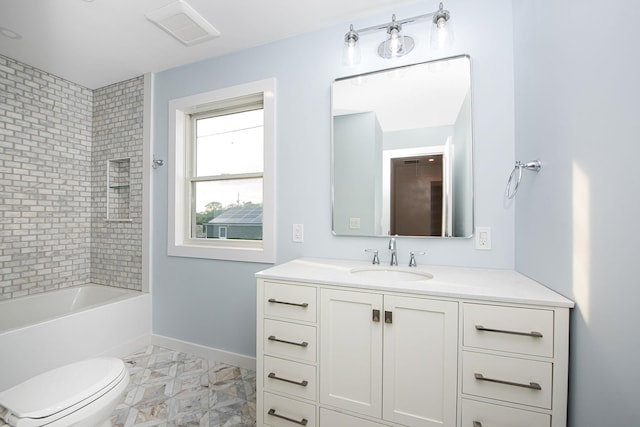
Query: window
168,79,276,263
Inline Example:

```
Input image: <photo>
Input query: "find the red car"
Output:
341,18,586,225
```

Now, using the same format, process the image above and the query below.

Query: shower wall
91,77,144,290
0,55,93,299
0,54,143,300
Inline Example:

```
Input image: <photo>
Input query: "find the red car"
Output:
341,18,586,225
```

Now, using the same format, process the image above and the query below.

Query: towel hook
506,160,541,199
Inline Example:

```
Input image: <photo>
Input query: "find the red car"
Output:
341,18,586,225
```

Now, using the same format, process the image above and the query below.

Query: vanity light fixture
342,2,453,66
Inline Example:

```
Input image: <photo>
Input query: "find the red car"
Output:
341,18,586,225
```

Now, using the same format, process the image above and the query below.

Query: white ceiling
0,0,419,89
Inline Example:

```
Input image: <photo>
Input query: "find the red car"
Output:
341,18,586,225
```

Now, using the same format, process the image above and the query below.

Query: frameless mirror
332,55,473,238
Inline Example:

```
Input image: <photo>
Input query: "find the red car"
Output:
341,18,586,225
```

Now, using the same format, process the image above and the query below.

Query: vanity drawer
462,351,552,409
264,392,316,427
264,281,317,323
264,319,317,363
264,356,316,401
463,303,554,357
320,408,386,427
461,399,550,427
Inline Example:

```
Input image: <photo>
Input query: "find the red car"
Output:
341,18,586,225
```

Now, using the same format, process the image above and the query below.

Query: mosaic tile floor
110,345,256,427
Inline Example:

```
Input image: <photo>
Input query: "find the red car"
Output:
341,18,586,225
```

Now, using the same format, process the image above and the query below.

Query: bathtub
0,284,151,391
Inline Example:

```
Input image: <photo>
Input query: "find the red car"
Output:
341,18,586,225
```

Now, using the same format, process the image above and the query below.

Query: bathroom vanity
256,258,573,427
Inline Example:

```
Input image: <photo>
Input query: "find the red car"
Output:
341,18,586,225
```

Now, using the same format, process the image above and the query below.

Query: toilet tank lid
0,357,126,419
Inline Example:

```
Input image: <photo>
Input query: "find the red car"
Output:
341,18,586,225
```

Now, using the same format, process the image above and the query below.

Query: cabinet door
383,296,458,427
320,289,383,418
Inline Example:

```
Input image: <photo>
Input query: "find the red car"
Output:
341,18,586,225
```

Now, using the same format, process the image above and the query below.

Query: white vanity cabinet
256,258,573,427
258,281,318,427
460,303,569,427
319,289,458,427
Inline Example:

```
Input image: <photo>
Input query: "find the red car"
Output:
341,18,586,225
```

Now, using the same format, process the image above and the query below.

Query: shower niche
106,157,132,222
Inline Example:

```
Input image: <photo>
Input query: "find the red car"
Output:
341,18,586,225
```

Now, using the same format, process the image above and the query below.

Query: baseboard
102,333,152,359
151,334,256,371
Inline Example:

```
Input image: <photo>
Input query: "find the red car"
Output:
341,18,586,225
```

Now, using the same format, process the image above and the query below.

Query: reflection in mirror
332,55,473,238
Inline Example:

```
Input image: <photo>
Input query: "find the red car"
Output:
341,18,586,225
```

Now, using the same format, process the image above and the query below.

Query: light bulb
390,29,401,56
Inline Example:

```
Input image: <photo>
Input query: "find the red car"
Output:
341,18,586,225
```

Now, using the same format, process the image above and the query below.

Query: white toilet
0,357,129,427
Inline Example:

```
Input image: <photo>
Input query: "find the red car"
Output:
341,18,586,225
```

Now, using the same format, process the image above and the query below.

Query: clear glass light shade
430,17,454,49
342,38,361,66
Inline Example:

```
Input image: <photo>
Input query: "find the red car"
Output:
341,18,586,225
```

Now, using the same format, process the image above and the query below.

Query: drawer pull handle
268,335,309,347
268,372,309,387
473,422,482,427
475,324,543,338
268,298,309,308
474,373,542,390
268,408,308,425
373,309,380,322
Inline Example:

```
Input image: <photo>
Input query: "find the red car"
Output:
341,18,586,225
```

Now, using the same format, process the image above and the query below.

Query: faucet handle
408,251,426,267
365,249,380,264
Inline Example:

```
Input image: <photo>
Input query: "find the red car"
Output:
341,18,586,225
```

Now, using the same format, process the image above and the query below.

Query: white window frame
167,79,276,263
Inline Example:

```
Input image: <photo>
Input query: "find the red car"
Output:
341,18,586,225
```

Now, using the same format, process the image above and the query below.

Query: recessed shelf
106,158,131,221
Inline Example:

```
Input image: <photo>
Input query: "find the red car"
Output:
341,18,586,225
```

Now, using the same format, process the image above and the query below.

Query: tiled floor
110,345,256,427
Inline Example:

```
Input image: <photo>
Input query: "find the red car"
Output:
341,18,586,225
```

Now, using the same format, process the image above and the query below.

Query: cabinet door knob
384,310,393,324
267,408,308,425
372,309,380,322
473,422,483,427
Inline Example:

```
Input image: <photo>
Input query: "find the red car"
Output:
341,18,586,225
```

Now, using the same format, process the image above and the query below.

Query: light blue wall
151,0,516,357
512,0,640,425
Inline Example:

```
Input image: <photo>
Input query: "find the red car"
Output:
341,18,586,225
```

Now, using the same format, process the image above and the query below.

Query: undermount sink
350,267,433,282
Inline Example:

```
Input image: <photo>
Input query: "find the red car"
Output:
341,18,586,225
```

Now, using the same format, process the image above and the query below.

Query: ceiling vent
145,0,220,46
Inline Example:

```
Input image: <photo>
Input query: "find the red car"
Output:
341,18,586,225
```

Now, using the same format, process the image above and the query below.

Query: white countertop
256,257,574,308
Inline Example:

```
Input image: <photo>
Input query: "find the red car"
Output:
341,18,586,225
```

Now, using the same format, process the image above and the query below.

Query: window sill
168,240,275,264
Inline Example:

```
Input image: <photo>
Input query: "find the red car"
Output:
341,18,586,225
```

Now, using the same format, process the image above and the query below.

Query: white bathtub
0,284,151,391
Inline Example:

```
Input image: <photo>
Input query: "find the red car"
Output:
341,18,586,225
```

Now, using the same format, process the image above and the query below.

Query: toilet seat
0,357,128,427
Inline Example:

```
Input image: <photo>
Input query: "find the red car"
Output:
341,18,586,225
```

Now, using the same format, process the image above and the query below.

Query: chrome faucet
388,236,398,266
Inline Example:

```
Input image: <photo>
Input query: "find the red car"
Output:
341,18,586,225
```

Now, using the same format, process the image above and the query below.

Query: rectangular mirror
331,55,473,238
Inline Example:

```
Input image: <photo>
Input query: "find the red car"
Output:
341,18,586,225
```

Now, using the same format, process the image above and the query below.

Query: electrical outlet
475,226,492,250
292,224,304,243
